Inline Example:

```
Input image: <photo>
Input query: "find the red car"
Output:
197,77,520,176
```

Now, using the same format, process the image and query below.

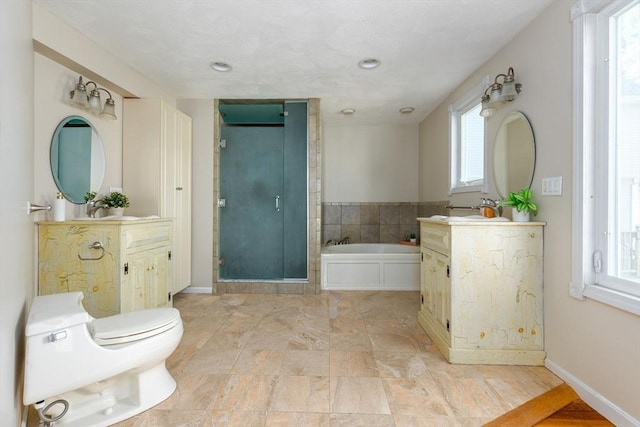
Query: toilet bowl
23,291,183,427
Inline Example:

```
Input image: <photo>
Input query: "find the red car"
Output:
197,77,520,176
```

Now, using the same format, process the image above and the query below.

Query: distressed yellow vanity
37,218,173,318
418,217,545,365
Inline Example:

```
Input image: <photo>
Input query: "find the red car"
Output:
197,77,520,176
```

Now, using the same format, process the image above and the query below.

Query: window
572,0,640,314
449,81,487,194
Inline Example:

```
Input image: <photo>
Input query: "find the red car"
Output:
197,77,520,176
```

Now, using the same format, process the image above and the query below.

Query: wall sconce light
69,76,117,120
479,67,522,118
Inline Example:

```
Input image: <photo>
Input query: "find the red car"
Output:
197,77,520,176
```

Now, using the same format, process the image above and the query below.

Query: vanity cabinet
417,218,545,365
38,219,173,318
123,99,192,295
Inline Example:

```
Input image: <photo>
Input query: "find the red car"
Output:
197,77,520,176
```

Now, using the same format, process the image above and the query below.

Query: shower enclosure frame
212,99,322,294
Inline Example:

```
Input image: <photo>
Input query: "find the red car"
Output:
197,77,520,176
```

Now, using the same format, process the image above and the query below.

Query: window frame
449,78,489,195
571,0,640,315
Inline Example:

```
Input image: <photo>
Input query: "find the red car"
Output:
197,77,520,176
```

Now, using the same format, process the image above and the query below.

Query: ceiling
35,0,552,125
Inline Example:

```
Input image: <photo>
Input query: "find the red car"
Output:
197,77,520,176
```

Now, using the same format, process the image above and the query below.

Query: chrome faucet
480,198,502,217
86,199,107,218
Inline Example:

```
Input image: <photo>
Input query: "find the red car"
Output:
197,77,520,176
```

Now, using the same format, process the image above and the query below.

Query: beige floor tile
201,330,254,350
266,411,330,426
202,410,267,427
329,317,367,333
330,350,379,377
431,377,504,418
330,377,391,414
329,413,395,426
369,332,422,352
183,349,241,375
393,415,461,427
280,350,330,376
231,349,285,375
270,375,331,413
374,351,429,378
244,330,292,350
214,375,278,412
156,373,228,410
131,409,206,427
329,332,372,351
382,377,452,418
36,291,565,427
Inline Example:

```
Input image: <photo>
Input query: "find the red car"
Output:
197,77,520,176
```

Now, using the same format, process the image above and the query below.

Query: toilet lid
91,307,181,346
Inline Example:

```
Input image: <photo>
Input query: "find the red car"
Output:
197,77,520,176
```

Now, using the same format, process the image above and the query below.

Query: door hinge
593,250,602,273
420,252,423,262
421,294,424,304
446,265,450,277
218,198,226,208
124,262,129,275
218,257,226,266
168,292,172,302
446,319,450,332
168,250,172,261
219,139,227,148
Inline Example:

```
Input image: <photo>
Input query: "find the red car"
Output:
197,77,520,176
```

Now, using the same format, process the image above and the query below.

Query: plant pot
512,208,530,222
109,207,125,217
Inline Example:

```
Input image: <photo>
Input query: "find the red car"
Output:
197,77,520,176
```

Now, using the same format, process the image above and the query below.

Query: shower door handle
275,195,280,212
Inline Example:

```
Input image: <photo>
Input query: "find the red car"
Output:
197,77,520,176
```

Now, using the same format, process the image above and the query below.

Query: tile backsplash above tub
322,201,449,244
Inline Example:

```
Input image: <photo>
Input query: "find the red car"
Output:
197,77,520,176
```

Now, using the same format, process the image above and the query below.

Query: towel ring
78,241,105,261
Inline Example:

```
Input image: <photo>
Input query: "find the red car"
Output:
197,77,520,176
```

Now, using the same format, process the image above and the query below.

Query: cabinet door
145,248,170,308
433,252,451,339
122,254,147,312
173,110,192,293
421,249,435,316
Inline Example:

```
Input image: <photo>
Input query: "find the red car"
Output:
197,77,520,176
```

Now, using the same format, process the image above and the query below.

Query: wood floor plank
484,383,579,427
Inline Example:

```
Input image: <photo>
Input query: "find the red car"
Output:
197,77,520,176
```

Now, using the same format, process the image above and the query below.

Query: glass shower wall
218,101,308,281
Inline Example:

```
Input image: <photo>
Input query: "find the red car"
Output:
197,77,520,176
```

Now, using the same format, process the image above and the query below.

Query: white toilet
23,292,183,427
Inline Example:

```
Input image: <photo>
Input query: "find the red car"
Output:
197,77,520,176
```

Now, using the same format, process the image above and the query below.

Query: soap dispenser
53,192,66,221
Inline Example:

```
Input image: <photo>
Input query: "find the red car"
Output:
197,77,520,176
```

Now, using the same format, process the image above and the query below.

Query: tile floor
33,291,564,426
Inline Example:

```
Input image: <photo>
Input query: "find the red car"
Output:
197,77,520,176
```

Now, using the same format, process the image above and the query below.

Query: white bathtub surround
321,243,420,291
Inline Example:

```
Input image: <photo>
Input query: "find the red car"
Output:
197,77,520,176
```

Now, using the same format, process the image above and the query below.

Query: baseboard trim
178,286,212,294
21,406,28,427
545,358,639,427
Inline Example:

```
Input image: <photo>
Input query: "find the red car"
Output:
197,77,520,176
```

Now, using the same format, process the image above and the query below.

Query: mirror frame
493,111,536,199
50,115,105,204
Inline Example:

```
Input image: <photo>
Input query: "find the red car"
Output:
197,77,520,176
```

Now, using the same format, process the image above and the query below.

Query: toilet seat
91,308,181,346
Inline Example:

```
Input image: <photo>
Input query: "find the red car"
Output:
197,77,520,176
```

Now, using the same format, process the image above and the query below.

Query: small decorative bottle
53,192,66,221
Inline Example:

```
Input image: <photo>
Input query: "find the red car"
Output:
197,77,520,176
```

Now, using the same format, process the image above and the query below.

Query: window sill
583,283,640,316
449,183,485,194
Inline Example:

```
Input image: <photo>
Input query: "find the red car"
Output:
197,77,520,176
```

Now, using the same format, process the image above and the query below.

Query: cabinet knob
529,233,536,238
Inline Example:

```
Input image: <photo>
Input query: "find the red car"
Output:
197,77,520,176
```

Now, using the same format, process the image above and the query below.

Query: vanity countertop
418,216,545,225
37,216,172,225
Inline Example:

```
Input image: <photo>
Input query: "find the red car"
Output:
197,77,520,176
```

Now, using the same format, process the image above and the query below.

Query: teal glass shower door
219,126,285,280
219,101,308,281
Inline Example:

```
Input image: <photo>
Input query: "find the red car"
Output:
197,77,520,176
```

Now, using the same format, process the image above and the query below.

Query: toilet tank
26,292,91,337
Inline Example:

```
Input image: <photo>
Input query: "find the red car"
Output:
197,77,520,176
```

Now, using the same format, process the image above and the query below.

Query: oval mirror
50,116,105,204
493,111,536,199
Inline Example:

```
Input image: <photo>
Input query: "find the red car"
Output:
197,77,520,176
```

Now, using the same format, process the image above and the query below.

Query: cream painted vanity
38,218,173,318
417,217,545,365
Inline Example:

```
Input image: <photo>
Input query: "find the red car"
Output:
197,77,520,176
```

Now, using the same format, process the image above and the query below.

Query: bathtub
321,243,420,291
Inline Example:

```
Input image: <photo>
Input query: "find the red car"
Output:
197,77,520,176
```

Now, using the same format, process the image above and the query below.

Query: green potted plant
101,191,130,216
499,188,537,222
83,191,97,203
409,233,417,243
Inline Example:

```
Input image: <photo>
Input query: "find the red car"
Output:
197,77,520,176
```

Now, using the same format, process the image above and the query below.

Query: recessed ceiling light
341,108,356,115
358,58,381,70
399,107,415,114
209,61,232,72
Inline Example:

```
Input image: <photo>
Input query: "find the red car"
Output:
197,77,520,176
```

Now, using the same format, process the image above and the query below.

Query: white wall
323,124,419,202
418,1,640,424
34,53,124,218
176,99,214,289
0,2,33,425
